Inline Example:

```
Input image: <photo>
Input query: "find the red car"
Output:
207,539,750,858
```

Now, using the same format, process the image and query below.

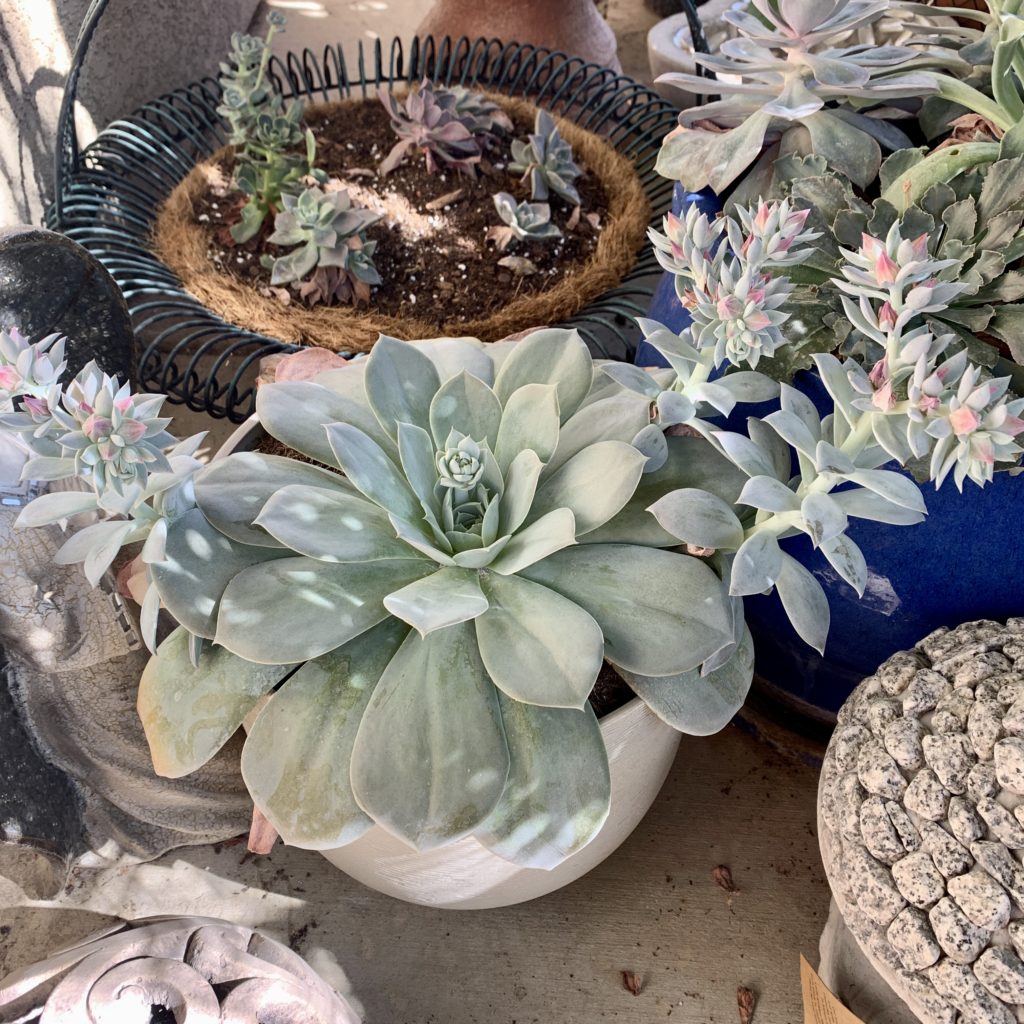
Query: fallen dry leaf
621,971,643,996
497,255,538,277
274,347,352,383
585,211,601,231
486,225,515,251
426,188,466,211
566,205,582,232
737,986,756,1024
712,865,739,894
341,167,376,180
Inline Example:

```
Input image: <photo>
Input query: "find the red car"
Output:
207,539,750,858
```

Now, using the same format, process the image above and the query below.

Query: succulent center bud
436,437,485,489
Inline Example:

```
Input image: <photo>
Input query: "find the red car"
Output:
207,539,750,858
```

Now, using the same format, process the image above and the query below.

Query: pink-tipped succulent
378,80,486,177
0,328,66,404
649,198,820,371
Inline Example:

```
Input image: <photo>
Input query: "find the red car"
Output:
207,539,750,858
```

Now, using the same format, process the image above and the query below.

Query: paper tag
801,955,867,1024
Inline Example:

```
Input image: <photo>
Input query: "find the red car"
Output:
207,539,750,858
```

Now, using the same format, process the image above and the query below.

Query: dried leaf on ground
497,256,538,277
426,188,466,211
712,865,739,894
566,205,582,232
621,971,643,996
737,986,756,1024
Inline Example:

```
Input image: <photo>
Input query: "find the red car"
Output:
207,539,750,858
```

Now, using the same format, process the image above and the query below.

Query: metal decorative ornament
0,916,361,1023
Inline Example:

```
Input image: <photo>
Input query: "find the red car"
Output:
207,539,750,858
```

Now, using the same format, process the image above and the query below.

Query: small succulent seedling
262,184,382,305
379,80,487,177
437,84,513,138
217,13,325,242
487,192,562,251
509,109,583,205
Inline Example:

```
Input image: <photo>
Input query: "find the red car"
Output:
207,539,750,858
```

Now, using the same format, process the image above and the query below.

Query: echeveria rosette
509,109,583,206
138,329,750,869
653,0,965,195
265,184,382,290
378,80,484,177
0,328,66,409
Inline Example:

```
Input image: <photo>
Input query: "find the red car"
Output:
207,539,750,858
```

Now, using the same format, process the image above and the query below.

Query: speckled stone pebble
847,844,906,926
994,737,1024,795
946,869,1011,930
899,972,957,1024
860,796,905,864
966,762,999,803
946,797,985,847
927,960,1016,1024
857,740,908,800
976,679,1002,703
999,679,1024,704
1003,697,1024,735
887,907,941,971
919,822,972,879
931,635,1006,675
922,734,975,794
838,772,864,843
885,800,922,853
884,717,926,771
866,698,901,735
916,626,953,660
932,688,975,734
904,769,951,821
892,851,945,908
877,650,922,696
950,650,1013,688
1008,921,1024,960
969,840,1019,888
833,724,872,772
966,699,1003,761
976,796,1024,848
928,897,991,964
904,669,952,716
974,947,1024,1004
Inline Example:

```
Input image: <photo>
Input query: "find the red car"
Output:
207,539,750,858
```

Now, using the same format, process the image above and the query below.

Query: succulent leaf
349,622,511,850
473,695,610,869
138,626,296,778
240,617,410,849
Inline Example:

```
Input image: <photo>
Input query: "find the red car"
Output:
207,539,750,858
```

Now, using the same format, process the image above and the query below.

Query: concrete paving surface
1,725,830,1023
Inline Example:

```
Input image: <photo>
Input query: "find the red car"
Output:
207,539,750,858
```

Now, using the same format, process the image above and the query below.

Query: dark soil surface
252,431,635,718
195,99,608,327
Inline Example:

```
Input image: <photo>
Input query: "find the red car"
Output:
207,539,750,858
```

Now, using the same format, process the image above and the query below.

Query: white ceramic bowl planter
220,418,682,909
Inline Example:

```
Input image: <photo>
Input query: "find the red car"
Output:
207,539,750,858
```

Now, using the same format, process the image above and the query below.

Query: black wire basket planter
47,0,696,422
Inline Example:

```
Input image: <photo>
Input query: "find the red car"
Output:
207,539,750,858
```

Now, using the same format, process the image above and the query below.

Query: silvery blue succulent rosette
135,330,754,868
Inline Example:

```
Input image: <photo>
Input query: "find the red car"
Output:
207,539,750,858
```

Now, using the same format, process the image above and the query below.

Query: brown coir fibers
153,93,650,353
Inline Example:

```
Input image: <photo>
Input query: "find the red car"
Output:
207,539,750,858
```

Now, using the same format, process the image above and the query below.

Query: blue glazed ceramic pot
641,186,1024,723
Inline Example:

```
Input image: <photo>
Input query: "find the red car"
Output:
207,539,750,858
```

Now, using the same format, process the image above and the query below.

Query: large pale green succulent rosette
138,329,749,869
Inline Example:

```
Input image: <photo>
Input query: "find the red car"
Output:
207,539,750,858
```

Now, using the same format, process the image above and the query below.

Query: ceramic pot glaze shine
641,187,1024,722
